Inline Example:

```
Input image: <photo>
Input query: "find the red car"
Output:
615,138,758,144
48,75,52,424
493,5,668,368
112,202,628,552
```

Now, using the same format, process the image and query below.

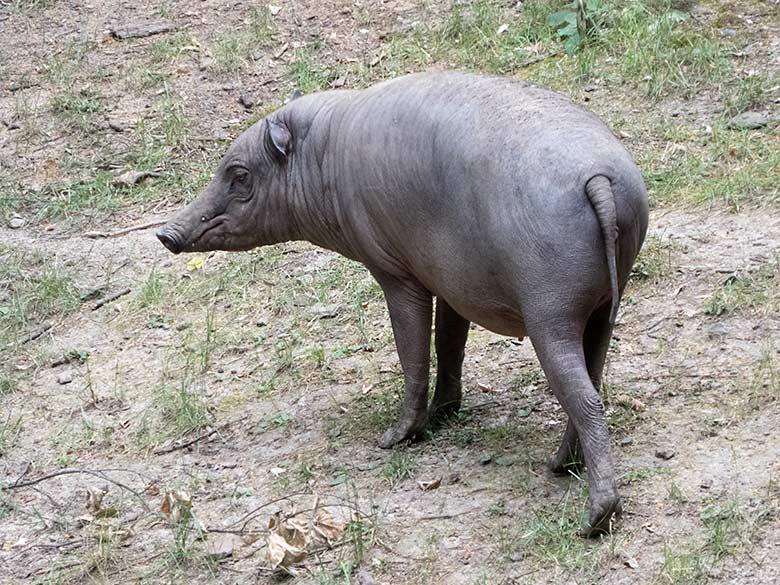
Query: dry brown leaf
312,509,345,544
623,554,639,569
76,514,95,527
417,478,442,492
615,394,645,411
94,507,118,519
266,506,346,569
112,170,160,188
84,486,108,514
269,513,308,548
266,530,307,569
161,490,192,523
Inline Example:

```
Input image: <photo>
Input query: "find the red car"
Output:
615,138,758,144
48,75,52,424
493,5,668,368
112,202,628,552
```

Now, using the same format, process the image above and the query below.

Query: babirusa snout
156,225,184,254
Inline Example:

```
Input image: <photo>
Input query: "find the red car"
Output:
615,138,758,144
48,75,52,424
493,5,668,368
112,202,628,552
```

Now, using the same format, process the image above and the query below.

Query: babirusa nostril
156,227,182,254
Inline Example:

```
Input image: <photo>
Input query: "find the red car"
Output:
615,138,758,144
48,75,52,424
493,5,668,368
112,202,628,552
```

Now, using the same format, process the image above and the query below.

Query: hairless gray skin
157,72,649,536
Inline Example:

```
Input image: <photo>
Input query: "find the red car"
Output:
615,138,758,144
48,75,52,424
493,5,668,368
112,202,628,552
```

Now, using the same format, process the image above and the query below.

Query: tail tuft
585,175,620,325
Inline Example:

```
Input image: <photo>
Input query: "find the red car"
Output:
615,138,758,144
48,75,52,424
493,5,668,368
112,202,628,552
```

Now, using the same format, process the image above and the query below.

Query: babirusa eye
234,169,250,185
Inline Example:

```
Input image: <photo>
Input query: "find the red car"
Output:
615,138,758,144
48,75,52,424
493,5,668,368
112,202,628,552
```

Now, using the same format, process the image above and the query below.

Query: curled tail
585,175,620,325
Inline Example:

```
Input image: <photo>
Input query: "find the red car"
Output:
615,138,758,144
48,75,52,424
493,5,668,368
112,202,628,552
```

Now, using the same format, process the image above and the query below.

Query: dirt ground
1,1,779,584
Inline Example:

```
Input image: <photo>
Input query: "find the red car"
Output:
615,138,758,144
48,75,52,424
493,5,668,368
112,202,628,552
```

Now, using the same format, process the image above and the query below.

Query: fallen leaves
417,478,441,492
267,514,308,569
266,503,346,570
112,170,162,188
161,489,192,523
614,394,647,412
186,256,205,272
77,486,131,541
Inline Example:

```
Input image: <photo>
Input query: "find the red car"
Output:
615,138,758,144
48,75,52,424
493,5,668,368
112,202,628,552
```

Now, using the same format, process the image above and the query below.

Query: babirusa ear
268,120,292,158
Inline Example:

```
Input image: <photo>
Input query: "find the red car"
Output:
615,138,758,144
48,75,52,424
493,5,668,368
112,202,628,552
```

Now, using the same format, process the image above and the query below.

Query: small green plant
667,481,686,505
632,236,675,284
521,486,594,573
658,542,705,585
748,342,778,408
199,306,217,373
0,246,80,346
307,346,327,369
382,451,416,486
154,377,211,438
700,499,768,561
149,32,196,64
288,46,330,93
704,261,779,316
722,75,768,118
156,91,190,149
0,374,17,396
0,413,23,456
547,0,605,55
265,412,293,429
248,6,275,44
212,32,245,73
137,268,164,307
51,91,102,116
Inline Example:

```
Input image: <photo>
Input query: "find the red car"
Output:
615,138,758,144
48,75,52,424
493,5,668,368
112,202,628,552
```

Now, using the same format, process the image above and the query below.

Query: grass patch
0,245,81,349
126,65,168,91
0,374,17,396
134,307,222,446
599,3,730,98
357,0,729,98
704,259,779,316
51,90,103,117
153,376,212,437
658,543,705,585
520,485,598,574
632,235,676,284
657,496,772,584
644,125,780,209
0,413,23,457
149,32,198,64
9,172,121,220
210,10,276,74
747,342,778,409
721,74,770,118
212,32,246,74
328,382,401,445
382,451,416,486
42,41,90,86
288,45,332,93
136,268,165,308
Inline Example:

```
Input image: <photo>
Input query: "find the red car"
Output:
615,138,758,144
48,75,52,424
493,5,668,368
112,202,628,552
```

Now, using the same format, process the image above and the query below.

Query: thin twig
2,468,154,513
411,507,480,521
152,415,247,455
519,50,561,68
225,491,312,531
83,219,166,239
20,322,52,344
460,399,501,412
11,462,32,486
92,288,131,310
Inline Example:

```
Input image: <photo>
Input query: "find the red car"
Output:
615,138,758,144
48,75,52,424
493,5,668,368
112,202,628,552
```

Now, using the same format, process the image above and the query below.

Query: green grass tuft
704,259,779,316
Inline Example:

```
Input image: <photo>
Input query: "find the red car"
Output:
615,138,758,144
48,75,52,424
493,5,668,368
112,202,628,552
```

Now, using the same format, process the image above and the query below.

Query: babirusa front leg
374,275,433,448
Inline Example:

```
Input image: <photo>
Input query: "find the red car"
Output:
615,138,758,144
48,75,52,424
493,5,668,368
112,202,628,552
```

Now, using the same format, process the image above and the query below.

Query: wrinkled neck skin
278,92,358,260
